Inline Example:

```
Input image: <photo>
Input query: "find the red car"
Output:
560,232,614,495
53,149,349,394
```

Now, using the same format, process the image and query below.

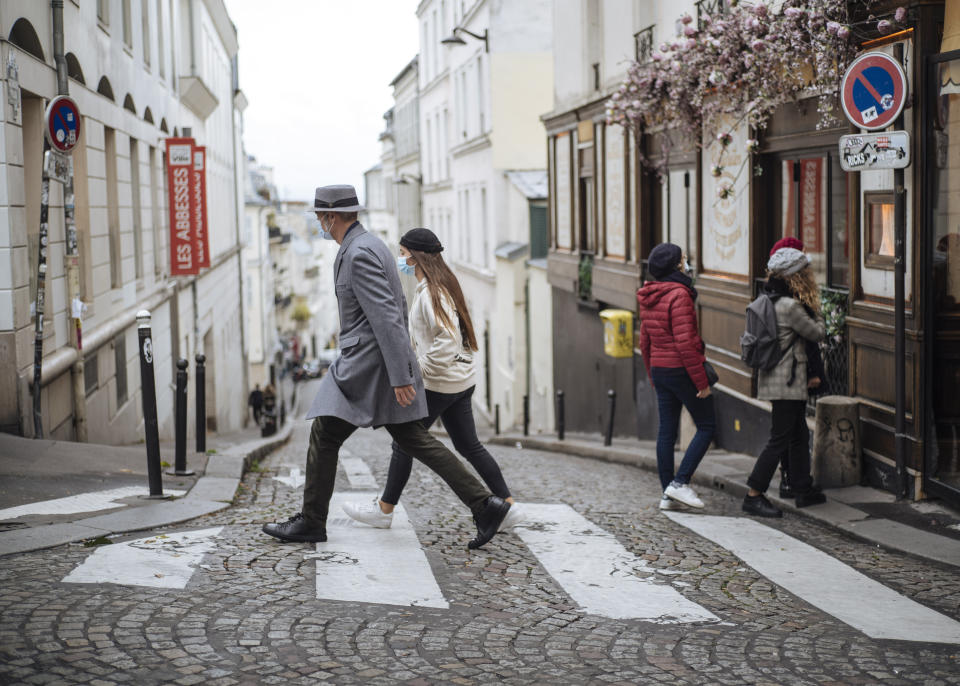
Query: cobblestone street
1,388,959,685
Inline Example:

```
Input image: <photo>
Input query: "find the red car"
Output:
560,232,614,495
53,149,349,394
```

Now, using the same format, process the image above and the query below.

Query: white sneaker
659,495,685,511
664,482,705,509
342,499,393,528
498,502,526,531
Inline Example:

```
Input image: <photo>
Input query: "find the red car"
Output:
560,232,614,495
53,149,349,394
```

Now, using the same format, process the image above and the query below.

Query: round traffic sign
840,52,907,131
44,95,82,153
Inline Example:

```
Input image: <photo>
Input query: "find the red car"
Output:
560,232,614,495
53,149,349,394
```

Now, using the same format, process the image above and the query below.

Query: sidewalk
0,380,300,557
489,431,960,569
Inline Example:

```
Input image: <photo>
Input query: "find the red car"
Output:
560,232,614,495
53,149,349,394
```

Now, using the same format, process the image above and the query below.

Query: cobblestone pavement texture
1,383,958,685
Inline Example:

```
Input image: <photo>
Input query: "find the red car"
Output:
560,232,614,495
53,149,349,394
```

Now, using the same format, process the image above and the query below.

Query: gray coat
757,296,826,402
306,223,427,426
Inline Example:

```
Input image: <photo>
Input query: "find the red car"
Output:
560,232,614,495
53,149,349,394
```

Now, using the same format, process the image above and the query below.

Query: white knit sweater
409,279,475,394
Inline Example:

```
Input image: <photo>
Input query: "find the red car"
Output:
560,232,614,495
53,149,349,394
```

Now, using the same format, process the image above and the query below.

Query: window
477,56,485,132
481,186,489,268
130,138,143,279
149,146,162,276
84,354,98,396
530,204,548,260
98,0,109,26
122,0,132,48
142,0,151,67
865,192,895,269
114,334,128,406
157,0,164,77
22,96,44,314
105,127,121,287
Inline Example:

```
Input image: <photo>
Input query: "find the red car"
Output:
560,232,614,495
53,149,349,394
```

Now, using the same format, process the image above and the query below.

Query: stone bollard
812,396,861,488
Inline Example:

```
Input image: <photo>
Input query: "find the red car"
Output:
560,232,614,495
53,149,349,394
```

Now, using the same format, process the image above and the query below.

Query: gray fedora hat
312,184,365,213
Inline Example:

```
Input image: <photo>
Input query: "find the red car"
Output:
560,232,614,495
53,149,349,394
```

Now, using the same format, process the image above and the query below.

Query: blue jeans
650,367,716,491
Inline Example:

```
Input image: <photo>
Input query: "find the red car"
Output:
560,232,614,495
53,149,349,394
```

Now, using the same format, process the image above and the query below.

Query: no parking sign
840,51,908,131
43,95,81,153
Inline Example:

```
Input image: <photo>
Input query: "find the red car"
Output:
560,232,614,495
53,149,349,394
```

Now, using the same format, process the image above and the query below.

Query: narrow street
1,382,958,685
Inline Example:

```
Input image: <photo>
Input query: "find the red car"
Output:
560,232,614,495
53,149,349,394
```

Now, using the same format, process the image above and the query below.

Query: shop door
925,51,960,503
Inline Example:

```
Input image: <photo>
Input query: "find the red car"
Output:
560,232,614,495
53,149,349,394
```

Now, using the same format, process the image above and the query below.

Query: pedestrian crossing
54,457,960,644
0,486,187,521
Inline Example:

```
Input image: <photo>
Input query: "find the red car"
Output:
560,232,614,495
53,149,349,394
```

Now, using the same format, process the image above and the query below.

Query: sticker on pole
44,96,82,153
839,131,910,171
840,52,907,131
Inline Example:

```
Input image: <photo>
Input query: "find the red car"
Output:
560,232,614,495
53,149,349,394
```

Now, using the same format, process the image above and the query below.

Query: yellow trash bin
599,309,634,358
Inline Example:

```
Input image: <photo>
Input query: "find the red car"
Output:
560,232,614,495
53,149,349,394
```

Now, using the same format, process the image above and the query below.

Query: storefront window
865,193,895,268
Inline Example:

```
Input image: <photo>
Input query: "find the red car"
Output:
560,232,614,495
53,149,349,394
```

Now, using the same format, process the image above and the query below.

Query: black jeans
747,399,813,494
650,368,716,491
302,414,491,527
382,386,511,505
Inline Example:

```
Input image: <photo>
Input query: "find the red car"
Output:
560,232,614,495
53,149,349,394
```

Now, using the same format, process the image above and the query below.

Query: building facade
544,0,958,504
0,0,249,442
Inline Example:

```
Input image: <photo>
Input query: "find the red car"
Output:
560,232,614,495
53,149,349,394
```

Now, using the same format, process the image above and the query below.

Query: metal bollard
523,395,529,437
556,390,565,441
169,359,195,476
195,353,206,453
494,404,500,435
604,389,616,447
136,311,164,497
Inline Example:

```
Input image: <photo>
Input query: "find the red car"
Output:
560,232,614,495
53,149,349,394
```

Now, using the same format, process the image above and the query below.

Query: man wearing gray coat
262,185,512,549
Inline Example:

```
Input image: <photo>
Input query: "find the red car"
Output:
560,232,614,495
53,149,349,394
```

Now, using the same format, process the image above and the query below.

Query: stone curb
490,434,960,569
0,398,298,558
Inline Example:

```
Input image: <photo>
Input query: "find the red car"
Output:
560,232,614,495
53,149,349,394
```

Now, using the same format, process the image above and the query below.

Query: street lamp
441,26,488,52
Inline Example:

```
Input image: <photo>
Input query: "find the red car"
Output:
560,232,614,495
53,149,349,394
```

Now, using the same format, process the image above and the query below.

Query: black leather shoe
468,496,511,549
262,512,327,542
795,487,827,508
742,494,783,518
778,469,795,499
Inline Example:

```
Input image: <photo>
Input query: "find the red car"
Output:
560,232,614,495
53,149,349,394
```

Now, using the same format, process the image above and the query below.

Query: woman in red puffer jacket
637,243,716,512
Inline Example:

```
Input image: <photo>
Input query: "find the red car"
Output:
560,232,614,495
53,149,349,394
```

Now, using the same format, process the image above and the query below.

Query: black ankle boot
795,486,826,508
469,496,511,549
778,469,795,499
742,493,783,518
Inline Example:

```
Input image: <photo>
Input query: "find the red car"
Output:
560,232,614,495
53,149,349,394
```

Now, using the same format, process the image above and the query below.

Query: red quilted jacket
637,281,709,390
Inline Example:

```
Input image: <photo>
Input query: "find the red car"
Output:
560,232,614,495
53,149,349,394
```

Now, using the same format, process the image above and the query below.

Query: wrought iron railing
634,25,654,64
696,0,727,30
813,286,849,404
578,253,594,301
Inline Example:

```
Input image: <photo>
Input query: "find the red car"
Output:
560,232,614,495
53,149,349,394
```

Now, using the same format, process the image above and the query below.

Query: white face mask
683,259,692,274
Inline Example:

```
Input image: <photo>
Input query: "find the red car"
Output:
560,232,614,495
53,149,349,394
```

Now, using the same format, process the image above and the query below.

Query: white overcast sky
225,0,421,203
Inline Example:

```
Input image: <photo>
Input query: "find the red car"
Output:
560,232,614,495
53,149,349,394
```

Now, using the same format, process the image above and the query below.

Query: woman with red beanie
637,243,716,511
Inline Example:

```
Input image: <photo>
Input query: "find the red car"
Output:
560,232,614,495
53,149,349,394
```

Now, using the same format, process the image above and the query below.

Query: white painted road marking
341,457,378,489
273,467,305,489
514,504,719,623
0,487,187,521
62,527,222,589
666,512,960,644
310,492,448,608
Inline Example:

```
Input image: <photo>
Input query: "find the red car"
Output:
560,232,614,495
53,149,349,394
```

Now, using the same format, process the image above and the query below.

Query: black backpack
739,293,784,370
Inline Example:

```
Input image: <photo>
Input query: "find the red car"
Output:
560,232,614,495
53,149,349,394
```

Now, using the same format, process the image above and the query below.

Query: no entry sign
840,51,907,131
44,95,81,153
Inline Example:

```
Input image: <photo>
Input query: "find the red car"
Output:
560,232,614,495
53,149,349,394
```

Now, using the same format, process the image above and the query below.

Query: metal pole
523,395,529,437
604,389,616,447
195,353,206,453
137,311,164,497
32,144,51,438
893,42,908,499
169,359,195,476
494,404,500,436
556,390,565,441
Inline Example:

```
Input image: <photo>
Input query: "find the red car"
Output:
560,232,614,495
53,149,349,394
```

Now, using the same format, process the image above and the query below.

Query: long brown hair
408,249,479,351
773,265,821,314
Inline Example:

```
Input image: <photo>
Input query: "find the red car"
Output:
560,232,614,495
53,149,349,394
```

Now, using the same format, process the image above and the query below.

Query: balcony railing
696,0,727,30
634,25,654,64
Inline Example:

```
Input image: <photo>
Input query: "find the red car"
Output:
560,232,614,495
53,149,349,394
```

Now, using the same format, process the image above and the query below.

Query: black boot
742,493,783,518
795,485,826,508
469,496,511,549
778,468,795,499
262,512,327,542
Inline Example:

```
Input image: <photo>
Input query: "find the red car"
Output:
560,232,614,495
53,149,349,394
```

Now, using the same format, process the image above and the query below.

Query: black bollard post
195,353,206,454
494,404,500,435
604,389,616,447
168,359,195,476
523,395,529,437
136,311,164,497
556,390,565,441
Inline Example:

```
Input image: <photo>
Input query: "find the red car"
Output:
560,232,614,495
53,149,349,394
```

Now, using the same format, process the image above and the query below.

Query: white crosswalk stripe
340,456,378,489
515,504,719,623
666,512,960,644
0,487,186,521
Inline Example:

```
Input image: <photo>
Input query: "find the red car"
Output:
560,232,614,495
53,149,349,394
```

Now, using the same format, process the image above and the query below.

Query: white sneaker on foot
664,481,705,509
342,498,393,528
659,495,685,511
498,502,526,531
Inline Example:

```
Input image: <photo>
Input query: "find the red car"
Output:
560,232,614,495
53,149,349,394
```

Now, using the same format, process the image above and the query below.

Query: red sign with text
192,146,210,268
165,138,195,275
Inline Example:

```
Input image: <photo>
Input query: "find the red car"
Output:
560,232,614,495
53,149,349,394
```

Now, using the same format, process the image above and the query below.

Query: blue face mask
397,255,416,276
317,215,335,240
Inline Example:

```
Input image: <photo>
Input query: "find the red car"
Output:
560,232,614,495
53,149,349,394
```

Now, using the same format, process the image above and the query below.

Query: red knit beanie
770,236,804,256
